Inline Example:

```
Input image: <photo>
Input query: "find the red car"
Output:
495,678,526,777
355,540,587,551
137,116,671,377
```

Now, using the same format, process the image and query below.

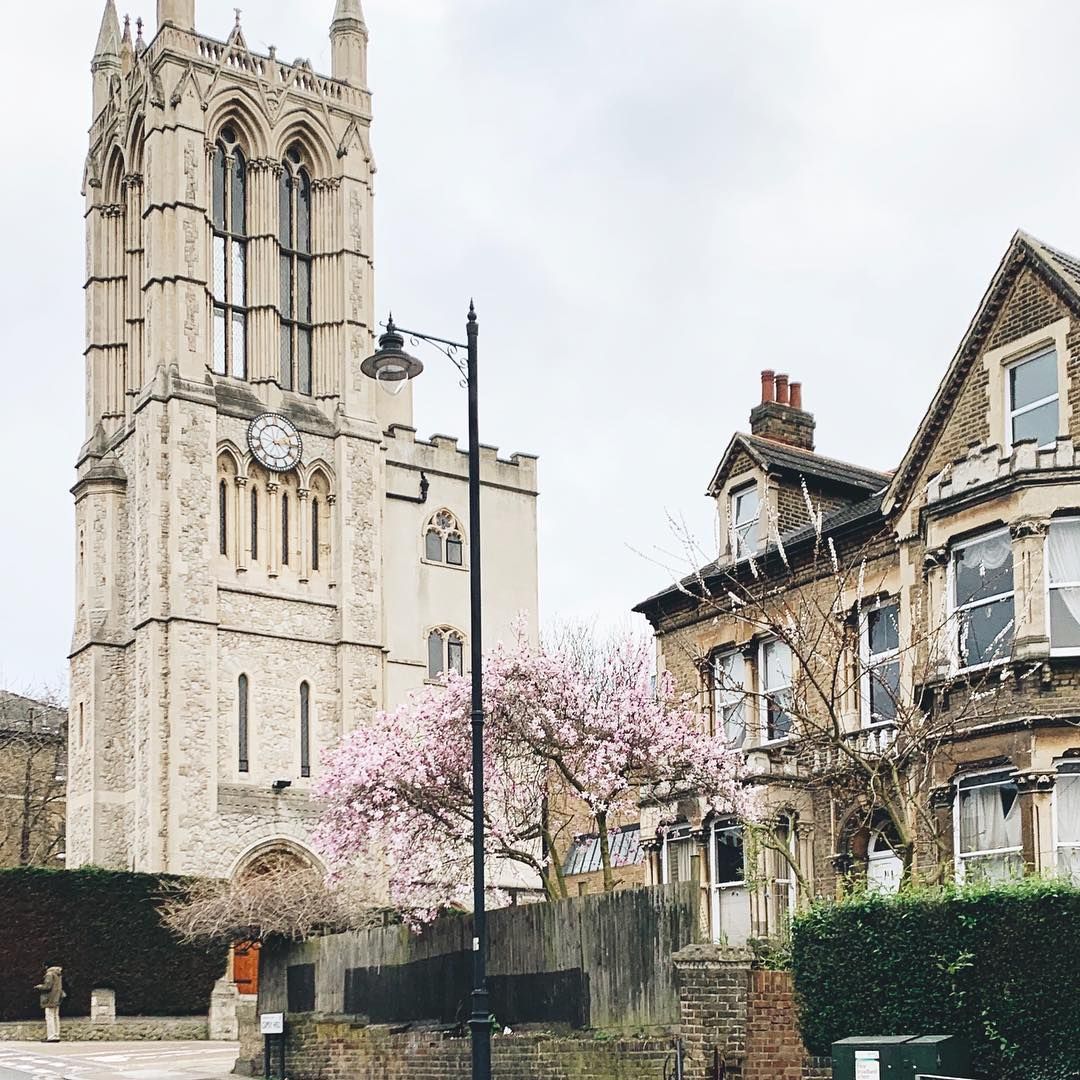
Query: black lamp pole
362,303,490,1080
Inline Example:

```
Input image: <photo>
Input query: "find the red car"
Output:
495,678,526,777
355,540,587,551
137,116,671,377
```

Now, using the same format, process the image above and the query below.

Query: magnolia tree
314,624,753,917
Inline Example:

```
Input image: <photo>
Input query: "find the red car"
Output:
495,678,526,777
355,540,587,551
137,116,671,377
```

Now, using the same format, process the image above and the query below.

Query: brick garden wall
237,944,828,1080
237,1017,674,1080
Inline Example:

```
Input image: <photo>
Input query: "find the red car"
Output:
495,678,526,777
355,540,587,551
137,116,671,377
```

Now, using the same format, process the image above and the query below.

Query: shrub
791,878,1080,1080
0,867,228,1021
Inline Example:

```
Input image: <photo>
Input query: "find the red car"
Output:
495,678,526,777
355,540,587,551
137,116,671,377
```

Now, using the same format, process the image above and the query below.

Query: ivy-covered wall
791,879,1080,1080
0,868,227,1021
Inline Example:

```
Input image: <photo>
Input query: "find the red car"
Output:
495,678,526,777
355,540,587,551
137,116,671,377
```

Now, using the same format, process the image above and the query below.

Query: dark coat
35,967,65,1009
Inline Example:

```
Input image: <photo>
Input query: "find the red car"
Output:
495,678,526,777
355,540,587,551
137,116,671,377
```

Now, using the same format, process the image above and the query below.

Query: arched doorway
230,841,322,996
866,819,903,895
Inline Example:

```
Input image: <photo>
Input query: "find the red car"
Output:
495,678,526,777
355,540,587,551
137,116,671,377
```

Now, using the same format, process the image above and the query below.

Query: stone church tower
69,0,539,879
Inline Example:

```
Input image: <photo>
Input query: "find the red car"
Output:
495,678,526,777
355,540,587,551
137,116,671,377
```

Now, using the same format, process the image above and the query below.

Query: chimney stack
749,369,815,452
760,369,775,404
775,373,789,405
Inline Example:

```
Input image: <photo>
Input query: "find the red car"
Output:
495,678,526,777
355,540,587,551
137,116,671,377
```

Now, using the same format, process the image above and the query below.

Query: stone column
674,944,753,1077
1011,518,1051,659
209,976,240,1041
90,988,116,1024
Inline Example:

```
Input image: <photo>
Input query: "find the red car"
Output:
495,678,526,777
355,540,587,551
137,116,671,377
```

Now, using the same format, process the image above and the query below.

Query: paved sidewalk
0,1042,239,1080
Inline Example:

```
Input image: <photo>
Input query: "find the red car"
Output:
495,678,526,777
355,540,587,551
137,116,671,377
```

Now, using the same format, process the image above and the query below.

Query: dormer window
730,484,760,557
1007,346,1058,448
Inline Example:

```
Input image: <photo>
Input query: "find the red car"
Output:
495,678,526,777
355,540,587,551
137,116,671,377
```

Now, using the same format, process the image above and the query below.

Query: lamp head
361,317,424,396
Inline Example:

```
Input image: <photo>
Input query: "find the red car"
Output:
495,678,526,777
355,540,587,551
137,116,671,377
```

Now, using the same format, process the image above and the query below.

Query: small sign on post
260,1013,286,1079
260,1013,284,1035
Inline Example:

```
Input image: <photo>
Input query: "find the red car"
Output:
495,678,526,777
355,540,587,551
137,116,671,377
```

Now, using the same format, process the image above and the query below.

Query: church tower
69,2,540,879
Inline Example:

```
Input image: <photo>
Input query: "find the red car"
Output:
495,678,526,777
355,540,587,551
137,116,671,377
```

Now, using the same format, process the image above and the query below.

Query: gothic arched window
250,486,259,561
309,468,332,575
219,480,228,556
238,674,250,773
424,510,465,567
427,627,465,680
212,127,248,380
300,681,311,778
282,491,291,566
278,146,313,395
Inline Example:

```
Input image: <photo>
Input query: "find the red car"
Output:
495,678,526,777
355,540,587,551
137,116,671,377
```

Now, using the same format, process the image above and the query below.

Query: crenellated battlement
384,425,539,495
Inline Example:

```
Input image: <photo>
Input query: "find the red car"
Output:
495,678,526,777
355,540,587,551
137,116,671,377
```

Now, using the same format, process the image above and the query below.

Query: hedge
791,878,1080,1080
0,867,228,1021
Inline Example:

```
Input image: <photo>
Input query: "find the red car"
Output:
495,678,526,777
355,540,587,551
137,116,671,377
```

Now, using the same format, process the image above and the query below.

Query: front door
233,941,261,997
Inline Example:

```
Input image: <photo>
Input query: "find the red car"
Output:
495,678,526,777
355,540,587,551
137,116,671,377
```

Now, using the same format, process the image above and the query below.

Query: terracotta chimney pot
760,369,775,404
789,382,802,410
775,373,790,405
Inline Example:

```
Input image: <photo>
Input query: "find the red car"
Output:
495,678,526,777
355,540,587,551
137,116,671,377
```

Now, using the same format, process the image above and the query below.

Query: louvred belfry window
211,127,248,380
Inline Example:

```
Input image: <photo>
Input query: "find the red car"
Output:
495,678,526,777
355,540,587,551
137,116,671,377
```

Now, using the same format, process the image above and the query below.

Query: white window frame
759,638,793,744
1052,765,1080,883
712,648,747,748
707,819,746,942
769,813,798,934
859,599,900,728
1004,344,1059,450
954,770,1023,883
729,483,760,559
659,823,694,885
1046,516,1080,657
948,528,1015,673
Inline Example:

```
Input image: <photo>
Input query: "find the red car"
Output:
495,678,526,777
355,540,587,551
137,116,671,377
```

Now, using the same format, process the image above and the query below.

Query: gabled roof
707,432,890,498
633,492,886,623
884,230,1080,514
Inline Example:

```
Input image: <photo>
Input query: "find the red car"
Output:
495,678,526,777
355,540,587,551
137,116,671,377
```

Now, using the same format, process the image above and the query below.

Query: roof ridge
741,433,893,481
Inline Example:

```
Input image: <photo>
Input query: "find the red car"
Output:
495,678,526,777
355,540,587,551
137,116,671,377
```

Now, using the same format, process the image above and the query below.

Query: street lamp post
362,303,491,1080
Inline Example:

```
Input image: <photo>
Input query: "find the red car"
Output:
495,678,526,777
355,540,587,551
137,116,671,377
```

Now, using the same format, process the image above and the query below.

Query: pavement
0,1043,240,1080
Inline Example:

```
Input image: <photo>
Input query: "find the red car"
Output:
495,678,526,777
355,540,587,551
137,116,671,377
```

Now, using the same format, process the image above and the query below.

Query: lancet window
212,126,248,380
279,146,313,394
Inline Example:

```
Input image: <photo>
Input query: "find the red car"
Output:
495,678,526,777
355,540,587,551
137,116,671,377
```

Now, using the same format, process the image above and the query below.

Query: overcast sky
4,0,1080,692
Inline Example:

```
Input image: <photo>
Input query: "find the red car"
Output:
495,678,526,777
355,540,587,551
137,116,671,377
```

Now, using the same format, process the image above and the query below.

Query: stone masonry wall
0,1016,208,1041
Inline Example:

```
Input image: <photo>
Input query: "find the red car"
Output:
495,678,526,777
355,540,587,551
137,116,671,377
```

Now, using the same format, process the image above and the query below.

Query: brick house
0,691,67,867
634,230,1080,943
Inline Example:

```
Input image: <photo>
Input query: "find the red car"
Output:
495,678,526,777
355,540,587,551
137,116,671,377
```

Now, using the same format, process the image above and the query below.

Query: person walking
34,965,65,1043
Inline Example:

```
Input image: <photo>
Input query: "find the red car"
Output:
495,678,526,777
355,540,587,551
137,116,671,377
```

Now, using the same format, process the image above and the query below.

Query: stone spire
157,0,195,31
330,0,368,86
91,0,121,119
135,17,147,56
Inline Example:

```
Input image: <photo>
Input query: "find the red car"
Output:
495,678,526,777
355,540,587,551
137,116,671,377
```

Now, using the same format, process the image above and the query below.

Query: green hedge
0,867,228,1021
791,878,1080,1080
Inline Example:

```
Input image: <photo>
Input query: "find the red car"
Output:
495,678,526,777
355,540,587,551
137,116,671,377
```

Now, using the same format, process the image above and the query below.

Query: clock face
247,413,303,473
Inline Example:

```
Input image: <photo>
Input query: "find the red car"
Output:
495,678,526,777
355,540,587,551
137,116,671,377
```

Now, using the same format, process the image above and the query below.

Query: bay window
1056,765,1080,883
713,648,747,748
1048,518,1080,652
660,823,693,884
760,639,793,742
862,601,900,725
951,530,1014,669
956,771,1022,882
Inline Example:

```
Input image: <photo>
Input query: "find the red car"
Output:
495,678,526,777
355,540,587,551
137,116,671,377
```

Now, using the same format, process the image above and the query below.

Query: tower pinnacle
330,0,368,86
91,0,121,119
157,0,195,32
